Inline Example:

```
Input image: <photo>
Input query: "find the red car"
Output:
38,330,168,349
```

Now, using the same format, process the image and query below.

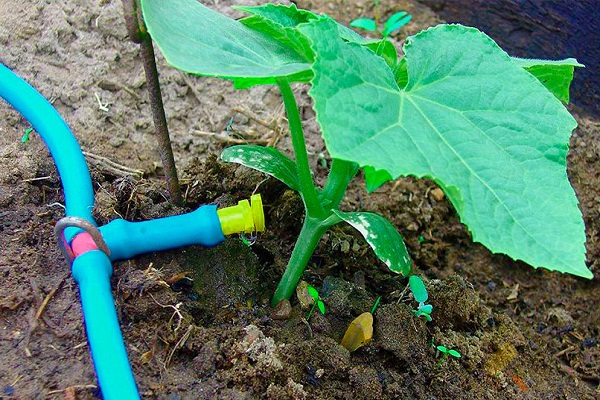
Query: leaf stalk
277,79,325,219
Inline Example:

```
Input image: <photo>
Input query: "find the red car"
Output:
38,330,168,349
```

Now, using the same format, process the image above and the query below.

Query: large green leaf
220,145,300,191
512,57,583,104
301,19,590,278
140,0,311,88
237,3,397,68
333,210,411,275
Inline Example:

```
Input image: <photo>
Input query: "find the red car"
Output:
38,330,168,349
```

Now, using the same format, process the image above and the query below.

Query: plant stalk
271,216,329,306
277,80,325,219
122,0,183,206
321,158,359,210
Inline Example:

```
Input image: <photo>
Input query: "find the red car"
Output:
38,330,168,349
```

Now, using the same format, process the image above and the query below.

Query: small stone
430,187,445,201
296,281,314,310
271,299,292,320
108,136,124,148
546,307,574,329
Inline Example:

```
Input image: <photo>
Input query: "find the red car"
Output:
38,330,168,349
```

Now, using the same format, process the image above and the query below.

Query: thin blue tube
0,64,95,233
72,251,140,400
0,65,140,399
100,204,225,261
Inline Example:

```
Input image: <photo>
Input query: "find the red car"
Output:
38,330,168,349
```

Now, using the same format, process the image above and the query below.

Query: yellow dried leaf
340,312,373,352
140,350,153,364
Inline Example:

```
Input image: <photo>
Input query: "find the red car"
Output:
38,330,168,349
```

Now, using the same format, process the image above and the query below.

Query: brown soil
1,0,598,399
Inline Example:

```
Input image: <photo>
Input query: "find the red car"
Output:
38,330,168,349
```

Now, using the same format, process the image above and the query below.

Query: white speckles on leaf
221,145,301,191
332,210,411,275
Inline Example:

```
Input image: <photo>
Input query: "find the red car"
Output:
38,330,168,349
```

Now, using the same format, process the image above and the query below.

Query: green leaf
333,210,411,275
409,275,428,303
448,349,462,358
393,58,409,89
236,3,317,61
220,145,300,191
364,40,398,69
363,166,393,193
436,345,448,353
307,284,319,300
419,304,433,314
350,18,378,32
140,0,311,88
512,57,583,104
234,4,400,77
301,20,589,278
21,127,33,143
317,300,326,314
382,12,412,37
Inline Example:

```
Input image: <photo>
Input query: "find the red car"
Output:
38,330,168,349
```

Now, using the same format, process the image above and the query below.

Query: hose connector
217,194,265,236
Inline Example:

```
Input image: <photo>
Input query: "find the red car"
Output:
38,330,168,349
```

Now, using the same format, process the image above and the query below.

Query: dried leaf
341,312,373,352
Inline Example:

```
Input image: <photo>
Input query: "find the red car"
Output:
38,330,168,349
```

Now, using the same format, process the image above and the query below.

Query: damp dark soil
0,0,598,399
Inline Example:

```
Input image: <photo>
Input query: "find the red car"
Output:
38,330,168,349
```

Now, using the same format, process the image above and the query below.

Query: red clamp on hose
54,217,111,266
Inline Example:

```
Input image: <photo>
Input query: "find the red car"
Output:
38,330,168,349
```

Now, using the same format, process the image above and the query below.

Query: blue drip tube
0,64,140,399
1,64,264,399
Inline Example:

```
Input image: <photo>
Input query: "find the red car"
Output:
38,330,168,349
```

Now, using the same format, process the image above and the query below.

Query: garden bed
0,0,598,398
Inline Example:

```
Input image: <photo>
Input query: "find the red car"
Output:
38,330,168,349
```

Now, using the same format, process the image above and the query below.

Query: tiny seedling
351,11,412,38
21,127,33,143
435,344,462,366
141,0,590,307
371,296,382,315
409,275,433,321
305,284,325,321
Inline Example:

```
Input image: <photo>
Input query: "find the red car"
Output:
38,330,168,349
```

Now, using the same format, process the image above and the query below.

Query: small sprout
306,284,325,320
341,312,373,352
435,344,462,366
413,303,433,322
225,116,235,132
409,275,433,321
350,18,377,32
21,127,33,143
436,345,462,358
382,11,412,37
409,275,428,302
370,296,382,315
351,11,412,38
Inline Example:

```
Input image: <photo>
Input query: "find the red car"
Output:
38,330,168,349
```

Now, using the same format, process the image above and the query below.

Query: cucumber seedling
141,0,590,307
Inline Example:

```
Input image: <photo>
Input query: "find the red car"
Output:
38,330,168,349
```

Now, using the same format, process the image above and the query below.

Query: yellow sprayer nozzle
217,194,265,236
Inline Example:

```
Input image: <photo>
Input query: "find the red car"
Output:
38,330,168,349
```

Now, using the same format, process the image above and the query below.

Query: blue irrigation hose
0,64,140,399
100,205,225,261
71,251,140,400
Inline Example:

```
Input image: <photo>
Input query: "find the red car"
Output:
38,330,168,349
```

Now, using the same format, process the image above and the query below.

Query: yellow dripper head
217,194,265,236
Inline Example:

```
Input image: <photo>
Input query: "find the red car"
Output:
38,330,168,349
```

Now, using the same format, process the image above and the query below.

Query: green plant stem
272,82,358,306
321,159,359,210
271,216,329,306
306,300,317,321
277,79,325,219
436,353,448,368
370,296,381,314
